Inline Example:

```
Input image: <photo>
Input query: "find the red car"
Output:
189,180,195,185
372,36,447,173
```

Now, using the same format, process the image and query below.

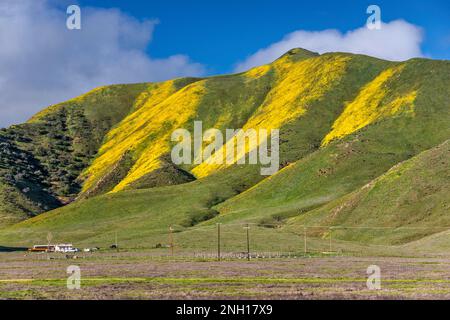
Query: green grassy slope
212,58,450,225
289,139,450,245
0,83,151,225
78,50,320,195
0,139,448,252
79,51,391,199
0,166,263,246
0,49,392,227
0,50,449,253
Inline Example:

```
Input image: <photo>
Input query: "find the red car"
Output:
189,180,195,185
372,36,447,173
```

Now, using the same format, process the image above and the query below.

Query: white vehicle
54,244,79,253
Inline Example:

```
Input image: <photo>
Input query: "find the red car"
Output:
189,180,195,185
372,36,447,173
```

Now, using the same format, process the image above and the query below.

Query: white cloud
0,0,205,128
235,20,424,72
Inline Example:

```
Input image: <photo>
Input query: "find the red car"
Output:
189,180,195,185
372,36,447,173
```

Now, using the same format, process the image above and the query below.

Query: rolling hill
0,48,448,252
289,139,450,245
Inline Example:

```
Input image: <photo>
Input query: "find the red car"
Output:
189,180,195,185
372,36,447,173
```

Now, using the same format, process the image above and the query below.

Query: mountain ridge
0,48,448,251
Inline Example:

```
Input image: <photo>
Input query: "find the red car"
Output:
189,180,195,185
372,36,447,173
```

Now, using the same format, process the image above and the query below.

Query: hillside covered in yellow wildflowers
0,48,449,248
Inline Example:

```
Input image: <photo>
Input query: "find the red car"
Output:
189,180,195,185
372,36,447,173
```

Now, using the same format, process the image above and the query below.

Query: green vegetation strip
2,277,450,286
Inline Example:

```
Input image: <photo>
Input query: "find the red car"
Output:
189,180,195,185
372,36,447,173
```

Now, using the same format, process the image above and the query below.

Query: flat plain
1,250,450,300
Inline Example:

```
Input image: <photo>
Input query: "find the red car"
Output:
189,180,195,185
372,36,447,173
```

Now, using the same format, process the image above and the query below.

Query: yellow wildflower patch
322,65,416,146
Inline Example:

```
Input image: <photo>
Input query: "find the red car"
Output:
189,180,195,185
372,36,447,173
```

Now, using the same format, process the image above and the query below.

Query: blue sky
76,0,450,74
0,0,448,127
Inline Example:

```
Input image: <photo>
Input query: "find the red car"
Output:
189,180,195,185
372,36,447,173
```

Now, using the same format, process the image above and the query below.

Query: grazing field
1,250,450,300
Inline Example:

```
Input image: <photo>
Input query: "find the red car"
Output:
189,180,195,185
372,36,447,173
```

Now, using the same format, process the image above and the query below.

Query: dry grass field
1,250,450,300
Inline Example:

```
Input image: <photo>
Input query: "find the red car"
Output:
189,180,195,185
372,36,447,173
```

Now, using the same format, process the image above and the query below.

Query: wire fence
21,222,450,259
154,222,450,259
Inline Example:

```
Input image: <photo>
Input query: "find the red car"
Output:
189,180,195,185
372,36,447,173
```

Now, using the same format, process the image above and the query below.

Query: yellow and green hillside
0,49,448,251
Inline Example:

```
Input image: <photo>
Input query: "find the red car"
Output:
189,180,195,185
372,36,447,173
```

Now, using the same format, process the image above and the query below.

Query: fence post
169,226,174,256
329,227,332,253
115,231,119,252
245,224,250,261
47,232,52,260
217,223,221,261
